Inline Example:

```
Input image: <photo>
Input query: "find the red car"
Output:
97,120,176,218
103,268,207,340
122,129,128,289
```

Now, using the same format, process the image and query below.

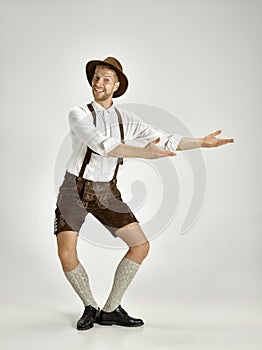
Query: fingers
223,139,234,144
161,148,176,156
215,138,235,147
221,138,235,143
145,137,176,158
212,129,222,137
152,137,160,144
165,150,176,156
153,149,176,158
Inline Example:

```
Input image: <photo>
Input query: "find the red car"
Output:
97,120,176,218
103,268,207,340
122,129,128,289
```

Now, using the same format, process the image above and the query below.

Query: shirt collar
91,100,115,114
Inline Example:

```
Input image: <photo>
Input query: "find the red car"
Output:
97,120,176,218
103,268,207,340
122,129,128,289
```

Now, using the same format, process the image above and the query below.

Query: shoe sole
96,320,144,327
77,322,94,331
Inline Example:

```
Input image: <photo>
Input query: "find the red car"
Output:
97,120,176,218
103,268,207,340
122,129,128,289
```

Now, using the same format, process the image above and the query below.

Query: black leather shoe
77,305,100,330
97,305,144,327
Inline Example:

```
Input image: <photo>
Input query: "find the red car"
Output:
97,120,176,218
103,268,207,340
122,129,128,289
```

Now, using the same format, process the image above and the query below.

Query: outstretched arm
108,130,234,158
176,130,234,150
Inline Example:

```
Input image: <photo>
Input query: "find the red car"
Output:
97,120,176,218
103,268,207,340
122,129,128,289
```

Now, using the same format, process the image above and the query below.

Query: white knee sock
103,257,140,312
64,263,98,309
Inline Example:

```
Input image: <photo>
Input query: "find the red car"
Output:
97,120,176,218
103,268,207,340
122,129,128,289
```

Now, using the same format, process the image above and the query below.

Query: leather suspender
78,103,124,182
78,103,96,179
112,107,124,181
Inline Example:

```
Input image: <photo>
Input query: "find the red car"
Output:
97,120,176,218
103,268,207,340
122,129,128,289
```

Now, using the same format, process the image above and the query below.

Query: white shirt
66,100,183,181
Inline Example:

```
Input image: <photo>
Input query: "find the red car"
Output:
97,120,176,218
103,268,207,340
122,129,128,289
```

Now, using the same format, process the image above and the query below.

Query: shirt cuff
170,133,184,150
102,137,122,155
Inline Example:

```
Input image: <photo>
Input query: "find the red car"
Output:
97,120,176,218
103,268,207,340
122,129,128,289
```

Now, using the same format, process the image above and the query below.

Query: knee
141,241,150,258
131,241,150,262
58,248,78,271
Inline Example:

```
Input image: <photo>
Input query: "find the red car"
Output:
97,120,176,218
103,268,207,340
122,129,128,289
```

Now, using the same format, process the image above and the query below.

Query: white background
0,0,261,349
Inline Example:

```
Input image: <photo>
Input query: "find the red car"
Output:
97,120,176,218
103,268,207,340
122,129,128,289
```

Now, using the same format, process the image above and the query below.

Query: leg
57,230,79,272
57,230,98,309
116,222,150,264
54,172,99,330
100,223,149,322
57,230,99,330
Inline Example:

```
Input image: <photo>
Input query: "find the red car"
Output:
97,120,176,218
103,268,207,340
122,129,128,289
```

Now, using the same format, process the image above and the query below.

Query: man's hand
202,130,235,148
144,137,176,158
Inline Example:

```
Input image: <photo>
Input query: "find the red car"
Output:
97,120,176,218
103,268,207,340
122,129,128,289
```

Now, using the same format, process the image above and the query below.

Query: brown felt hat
86,57,128,98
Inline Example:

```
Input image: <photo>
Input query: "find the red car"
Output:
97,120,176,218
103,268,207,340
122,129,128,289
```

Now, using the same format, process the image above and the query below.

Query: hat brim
86,60,128,98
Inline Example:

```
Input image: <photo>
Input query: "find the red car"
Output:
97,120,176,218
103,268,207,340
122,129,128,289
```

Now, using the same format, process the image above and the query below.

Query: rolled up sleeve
167,133,184,150
69,107,121,156
102,137,122,154
129,112,184,151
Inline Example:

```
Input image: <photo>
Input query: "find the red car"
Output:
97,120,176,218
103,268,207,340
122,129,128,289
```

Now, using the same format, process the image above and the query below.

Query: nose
93,76,103,86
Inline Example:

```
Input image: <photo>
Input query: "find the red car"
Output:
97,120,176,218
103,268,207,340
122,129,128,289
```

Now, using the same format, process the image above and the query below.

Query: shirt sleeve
126,112,184,151
68,107,121,156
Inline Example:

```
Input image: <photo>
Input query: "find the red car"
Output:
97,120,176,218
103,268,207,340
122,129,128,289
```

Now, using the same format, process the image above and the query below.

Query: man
54,57,234,331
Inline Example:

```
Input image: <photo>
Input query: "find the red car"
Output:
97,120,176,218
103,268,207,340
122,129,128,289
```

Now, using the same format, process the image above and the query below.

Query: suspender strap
78,103,124,182
78,103,96,179
112,107,125,182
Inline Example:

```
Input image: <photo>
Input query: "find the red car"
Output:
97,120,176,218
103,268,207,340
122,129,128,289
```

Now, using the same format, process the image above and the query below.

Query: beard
92,88,113,102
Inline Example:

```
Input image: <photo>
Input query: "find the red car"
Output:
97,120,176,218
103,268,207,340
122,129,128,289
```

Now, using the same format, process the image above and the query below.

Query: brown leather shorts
54,172,138,237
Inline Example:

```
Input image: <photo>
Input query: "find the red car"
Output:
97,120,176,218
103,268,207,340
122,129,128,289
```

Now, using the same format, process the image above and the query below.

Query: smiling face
91,65,120,105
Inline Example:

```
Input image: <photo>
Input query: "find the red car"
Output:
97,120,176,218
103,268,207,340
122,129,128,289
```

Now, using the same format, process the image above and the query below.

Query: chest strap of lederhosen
77,103,124,182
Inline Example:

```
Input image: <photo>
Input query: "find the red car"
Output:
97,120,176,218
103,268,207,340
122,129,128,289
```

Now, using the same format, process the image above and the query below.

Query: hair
95,64,119,82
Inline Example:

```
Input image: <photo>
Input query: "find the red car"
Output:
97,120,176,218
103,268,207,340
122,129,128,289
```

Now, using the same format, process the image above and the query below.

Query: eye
104,78,110,83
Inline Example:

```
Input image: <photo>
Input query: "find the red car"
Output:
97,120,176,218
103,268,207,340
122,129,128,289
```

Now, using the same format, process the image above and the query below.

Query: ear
113,82,120,92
